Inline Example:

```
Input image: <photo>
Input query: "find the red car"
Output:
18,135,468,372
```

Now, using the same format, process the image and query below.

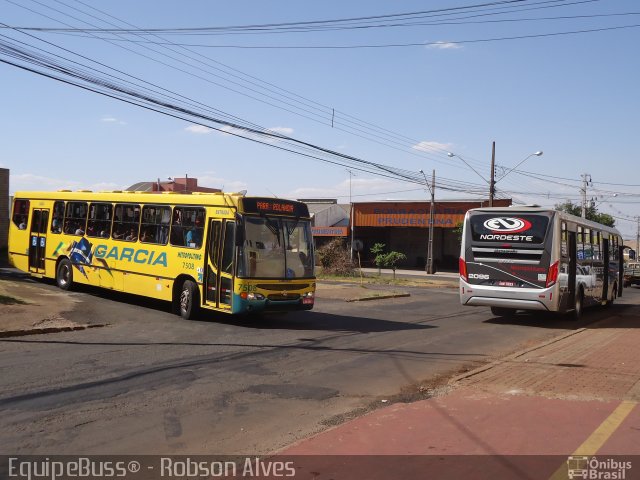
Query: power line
5,0,477,173
41,23,640,49
7,0,573,34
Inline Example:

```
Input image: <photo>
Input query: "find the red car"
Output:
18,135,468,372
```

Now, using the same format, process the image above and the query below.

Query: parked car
623,262,640,287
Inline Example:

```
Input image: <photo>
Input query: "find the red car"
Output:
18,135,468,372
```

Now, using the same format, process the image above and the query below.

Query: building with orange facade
308,198,511,271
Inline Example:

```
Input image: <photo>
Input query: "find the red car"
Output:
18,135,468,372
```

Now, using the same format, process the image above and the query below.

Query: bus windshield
238,216,314,279
469,213,550,244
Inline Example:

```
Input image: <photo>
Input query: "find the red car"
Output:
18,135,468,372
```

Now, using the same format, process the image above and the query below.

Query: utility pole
636,216,640,261
489,141,496,207
347,169,355,261
427,169,436,274
420,169,436,274
580,173,591,218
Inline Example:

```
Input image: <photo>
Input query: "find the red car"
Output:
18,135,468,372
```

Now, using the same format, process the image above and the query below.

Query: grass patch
317,272,453,288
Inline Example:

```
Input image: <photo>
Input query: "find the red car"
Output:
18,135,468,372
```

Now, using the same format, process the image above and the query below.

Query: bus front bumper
233,292,315,314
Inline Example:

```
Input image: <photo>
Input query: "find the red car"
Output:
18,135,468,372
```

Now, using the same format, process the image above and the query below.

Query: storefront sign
353,201,510,228
311,226,349,237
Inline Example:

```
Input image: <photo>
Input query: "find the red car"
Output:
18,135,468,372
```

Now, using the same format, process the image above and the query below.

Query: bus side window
64,202,88,235
141,205,170,245
12,199,30,229
593,231,601,261
87,203,113,238
172,207,205,249
561,222,567,257
577,226,584,260
50,201,64,233
113,204,140,242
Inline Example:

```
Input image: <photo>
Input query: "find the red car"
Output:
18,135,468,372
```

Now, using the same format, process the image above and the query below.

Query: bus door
204,219,235,311
28,208,49,274
568,231,577,309
602,238,610,302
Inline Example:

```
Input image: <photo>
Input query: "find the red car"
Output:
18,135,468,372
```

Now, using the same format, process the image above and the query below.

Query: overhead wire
1,30,495,194
7,0,479,173
3,0,632,205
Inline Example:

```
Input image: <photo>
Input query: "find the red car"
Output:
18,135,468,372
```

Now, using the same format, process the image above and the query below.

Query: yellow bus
9,190,316,318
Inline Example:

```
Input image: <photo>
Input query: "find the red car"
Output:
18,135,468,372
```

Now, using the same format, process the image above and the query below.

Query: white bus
459,207,624,318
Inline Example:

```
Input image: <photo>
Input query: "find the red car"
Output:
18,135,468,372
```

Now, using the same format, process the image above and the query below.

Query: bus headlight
302,291,314,305
247,292,265,301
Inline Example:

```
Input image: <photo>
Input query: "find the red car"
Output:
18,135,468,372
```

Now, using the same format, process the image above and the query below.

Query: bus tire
491,306,515,317
177,279,199,320
606,283,617,307
56,258,74,291
572,288,584,320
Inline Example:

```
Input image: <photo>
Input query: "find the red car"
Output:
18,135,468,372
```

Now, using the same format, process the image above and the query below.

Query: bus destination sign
242,198,309,217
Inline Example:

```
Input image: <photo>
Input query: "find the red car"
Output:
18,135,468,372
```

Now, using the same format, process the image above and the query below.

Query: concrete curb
345,293,411,302
0,323,107,339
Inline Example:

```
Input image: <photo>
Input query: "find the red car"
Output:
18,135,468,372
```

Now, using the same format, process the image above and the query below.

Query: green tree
554,201,615,227
453,222,464,243
370,243,407,279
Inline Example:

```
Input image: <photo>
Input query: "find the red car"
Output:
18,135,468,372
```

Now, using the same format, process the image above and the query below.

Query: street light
447,152,490,184
420,169,436,274
497,151,543,182
448,149,543,206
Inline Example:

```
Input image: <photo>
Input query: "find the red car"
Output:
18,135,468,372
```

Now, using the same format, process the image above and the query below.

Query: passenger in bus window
125,228,138,242
141,227,155,243
18,217,27,230
51,218,62,233
186,218,201,248
113,227,125,239
74,224,85,236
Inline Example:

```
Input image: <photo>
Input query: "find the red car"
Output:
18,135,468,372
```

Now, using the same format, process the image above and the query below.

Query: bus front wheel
56,259,74,291
177,279,199,320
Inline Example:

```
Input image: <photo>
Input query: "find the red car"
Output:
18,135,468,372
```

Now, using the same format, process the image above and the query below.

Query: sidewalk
277,309,640,479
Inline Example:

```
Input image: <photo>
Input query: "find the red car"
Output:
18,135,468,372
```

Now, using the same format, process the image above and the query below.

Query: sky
1,0,639,237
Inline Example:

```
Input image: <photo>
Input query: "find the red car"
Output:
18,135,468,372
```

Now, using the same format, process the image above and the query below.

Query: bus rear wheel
571,289,584,320
177,279,199,320
606,283,617,307
491,307,515,317
56,259,73,291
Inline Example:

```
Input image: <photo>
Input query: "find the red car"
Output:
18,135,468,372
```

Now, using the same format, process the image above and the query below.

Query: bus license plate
498,281,516,287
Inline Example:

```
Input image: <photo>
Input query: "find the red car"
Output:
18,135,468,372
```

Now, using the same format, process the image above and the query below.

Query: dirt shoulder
0,270,104,337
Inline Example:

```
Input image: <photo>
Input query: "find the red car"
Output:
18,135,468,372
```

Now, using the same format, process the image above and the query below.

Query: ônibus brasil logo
483,217,532,233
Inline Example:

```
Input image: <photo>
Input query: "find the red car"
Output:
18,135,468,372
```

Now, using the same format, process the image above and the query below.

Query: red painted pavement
282,388,623,456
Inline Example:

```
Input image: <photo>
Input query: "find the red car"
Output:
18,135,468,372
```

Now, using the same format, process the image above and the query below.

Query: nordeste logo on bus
483,217,532,233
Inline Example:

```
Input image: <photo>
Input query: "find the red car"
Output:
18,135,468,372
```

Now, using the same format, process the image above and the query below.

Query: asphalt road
2,276,638,455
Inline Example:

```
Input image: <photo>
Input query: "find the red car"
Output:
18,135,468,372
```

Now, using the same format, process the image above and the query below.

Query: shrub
316,238,356,276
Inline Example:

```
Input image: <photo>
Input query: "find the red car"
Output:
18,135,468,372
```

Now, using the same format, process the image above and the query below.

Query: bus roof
14,189,242,206
13,191,311,217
